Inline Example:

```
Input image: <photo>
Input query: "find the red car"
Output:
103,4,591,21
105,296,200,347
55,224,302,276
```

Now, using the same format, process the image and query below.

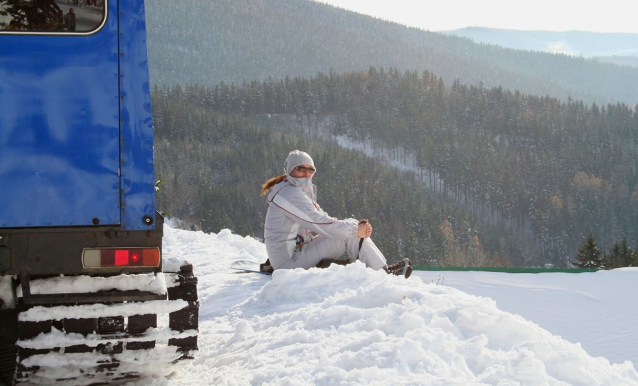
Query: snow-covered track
6,265,199,385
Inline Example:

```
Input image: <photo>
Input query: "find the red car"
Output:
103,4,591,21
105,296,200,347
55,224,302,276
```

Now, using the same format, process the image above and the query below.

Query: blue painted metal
0,0,156,230
118,0,157,231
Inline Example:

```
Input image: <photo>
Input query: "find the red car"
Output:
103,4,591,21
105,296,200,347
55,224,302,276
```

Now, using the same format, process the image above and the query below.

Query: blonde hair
261,174,286,196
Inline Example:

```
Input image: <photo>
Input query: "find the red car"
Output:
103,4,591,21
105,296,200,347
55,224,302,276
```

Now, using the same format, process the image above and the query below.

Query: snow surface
15,273,167,297
19,326,197,351
0,275,15,308
18,299,188,322
123,223,637,385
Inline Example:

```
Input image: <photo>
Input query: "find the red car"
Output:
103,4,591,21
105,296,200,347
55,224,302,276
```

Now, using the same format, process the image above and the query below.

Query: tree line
573,233,637,269
157,67,638,267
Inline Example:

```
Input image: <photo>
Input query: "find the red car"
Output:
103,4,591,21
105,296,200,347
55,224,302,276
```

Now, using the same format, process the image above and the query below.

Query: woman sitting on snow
261,150,412,278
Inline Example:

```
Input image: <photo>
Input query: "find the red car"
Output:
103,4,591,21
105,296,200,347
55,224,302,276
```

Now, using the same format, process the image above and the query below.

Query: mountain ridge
443,27,638,59
145,0,638,106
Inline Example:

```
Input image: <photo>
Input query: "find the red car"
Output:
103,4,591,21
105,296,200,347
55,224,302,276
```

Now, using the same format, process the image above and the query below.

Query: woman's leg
348,238,387,270
276,237,347,269
277,236,387,270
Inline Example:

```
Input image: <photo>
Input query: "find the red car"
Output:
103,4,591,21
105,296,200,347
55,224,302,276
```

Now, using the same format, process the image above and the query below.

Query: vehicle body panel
0,0,156,230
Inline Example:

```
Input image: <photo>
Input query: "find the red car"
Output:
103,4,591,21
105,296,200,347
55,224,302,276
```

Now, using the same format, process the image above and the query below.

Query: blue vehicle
0,1,198,383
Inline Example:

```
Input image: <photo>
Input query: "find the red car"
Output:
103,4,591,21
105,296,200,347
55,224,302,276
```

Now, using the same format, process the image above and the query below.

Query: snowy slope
440,269,638,368
130,223,637,385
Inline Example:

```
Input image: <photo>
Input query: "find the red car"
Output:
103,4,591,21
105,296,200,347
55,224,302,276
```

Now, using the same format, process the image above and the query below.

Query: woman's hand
357,219,372,238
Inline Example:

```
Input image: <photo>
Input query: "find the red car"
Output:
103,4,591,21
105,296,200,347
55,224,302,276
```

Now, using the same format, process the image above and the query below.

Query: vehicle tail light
83,248,160,268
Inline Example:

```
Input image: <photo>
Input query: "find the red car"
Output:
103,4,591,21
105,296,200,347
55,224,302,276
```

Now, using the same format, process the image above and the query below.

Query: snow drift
131,224,637,385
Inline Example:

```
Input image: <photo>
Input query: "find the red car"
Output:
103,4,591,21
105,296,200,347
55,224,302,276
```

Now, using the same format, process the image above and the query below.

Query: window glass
1,0,106,33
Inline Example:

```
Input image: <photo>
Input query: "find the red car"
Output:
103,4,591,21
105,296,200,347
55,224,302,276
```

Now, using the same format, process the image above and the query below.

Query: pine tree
604,238,633,269
621,238,634,267
604,243,621,269
573,233,603,269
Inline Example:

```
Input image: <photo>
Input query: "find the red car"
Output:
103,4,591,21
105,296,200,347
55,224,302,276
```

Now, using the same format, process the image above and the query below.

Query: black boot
260,259,274,274
384,258,412,279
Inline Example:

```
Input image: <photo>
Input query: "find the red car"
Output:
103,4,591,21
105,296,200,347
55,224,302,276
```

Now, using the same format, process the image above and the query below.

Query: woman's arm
270,187,358,239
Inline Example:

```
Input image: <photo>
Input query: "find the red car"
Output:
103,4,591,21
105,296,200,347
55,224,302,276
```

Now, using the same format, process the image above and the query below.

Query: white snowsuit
264,176,387,270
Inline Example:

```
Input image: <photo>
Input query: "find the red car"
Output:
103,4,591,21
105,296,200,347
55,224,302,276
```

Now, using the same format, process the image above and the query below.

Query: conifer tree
621,238,634,267
573,233,603,269
604,238,632,269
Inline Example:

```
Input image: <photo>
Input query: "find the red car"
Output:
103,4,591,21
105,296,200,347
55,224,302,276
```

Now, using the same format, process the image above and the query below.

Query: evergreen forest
153,67,638,268
153,89,518,267
147,0,638,269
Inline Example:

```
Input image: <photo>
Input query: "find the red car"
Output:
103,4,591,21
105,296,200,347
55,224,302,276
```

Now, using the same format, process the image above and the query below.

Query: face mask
287,175,315,201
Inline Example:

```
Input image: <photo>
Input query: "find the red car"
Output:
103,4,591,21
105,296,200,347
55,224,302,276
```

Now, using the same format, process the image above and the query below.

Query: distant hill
594,56,638,68
145,0,638,106
443,27,638,59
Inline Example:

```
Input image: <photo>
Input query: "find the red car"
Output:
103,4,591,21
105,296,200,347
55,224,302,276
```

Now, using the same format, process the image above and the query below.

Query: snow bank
440,268,638,368
185,263,636,385
134,225,636,385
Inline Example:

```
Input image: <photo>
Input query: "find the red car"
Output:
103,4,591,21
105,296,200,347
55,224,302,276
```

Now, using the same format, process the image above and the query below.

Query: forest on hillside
145,0,638,106
154,67,638,267
152,90,529,268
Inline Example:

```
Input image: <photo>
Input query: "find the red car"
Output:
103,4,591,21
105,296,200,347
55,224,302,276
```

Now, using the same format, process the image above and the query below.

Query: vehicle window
1,0,106,33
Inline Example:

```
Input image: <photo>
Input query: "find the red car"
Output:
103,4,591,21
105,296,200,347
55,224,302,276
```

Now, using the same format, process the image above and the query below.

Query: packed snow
16,273,167,297
0,275,14,308
125,222,637,385
18,299,189,323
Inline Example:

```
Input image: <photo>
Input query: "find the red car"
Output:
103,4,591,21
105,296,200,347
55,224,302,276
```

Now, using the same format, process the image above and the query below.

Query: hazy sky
317,0,638,34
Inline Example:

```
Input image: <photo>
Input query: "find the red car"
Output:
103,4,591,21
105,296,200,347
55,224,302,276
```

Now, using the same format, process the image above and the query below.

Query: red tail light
83,248,160,268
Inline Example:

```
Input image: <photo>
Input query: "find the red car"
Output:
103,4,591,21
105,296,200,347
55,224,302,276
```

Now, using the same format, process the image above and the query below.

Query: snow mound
132,225,637,385
200,265,637,384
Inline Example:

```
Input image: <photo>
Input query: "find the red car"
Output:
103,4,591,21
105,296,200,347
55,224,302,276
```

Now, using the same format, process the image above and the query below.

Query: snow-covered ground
127,223,638,385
